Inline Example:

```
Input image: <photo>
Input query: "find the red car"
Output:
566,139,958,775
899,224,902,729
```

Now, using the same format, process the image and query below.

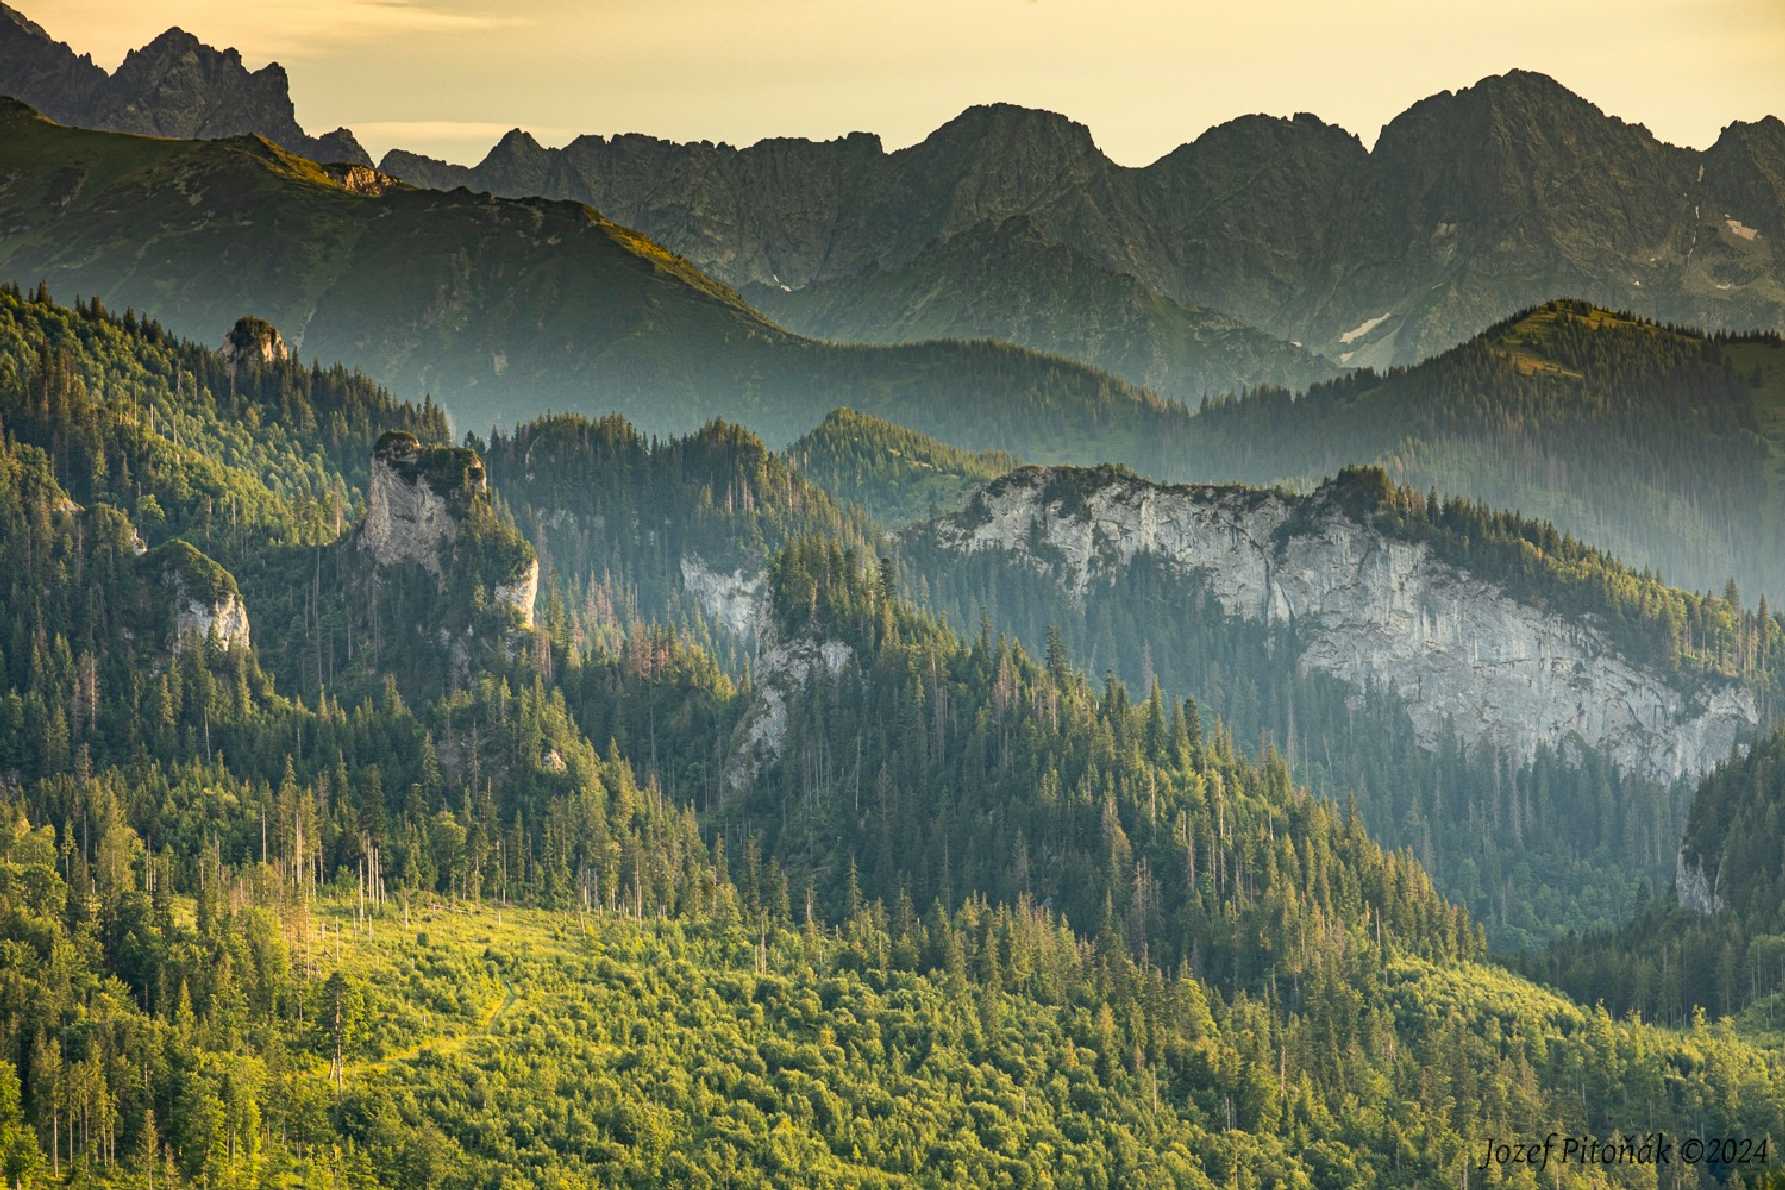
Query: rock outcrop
680,553,833,796
358,432,537,629
322,163,402,196
360,431,486,577
722,627,854,797
220,316,289,367
680,557,769,639
173,589,251,654
145,541,251,654
0,7,370,164
494,566,539,627
1675,846,1725,914
923,468,1759,785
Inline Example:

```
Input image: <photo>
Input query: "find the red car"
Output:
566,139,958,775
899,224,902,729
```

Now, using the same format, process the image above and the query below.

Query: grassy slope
0,102,1192,463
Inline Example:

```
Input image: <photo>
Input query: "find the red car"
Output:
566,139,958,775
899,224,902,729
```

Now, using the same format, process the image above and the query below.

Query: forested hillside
1187,300,1785,604
0,288,1781,1186
479,413,877,675
1527,727,1785,1028
895,461,1783,948
786,407,1015,526
0,101,1199,465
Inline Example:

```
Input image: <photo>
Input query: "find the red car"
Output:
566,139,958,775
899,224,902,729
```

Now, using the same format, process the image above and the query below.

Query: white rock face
359,447,463,576
1675,847,1725,914
680,556,769,640
723,630,854,797
930,469,1758,785
357,434,535,630
173,592,251,654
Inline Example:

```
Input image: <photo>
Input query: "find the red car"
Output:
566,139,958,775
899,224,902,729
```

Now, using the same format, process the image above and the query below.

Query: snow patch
1339,312,1393,344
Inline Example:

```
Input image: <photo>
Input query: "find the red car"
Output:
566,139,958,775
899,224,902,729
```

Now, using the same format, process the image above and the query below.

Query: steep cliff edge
1672,727,1785,917
144,540,251,654
918,467,1760,785
358,431,537,629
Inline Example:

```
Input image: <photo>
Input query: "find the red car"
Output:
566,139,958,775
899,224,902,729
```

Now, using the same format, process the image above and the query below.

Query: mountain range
1,127,1783,1182
0,2,369,164
0,98,1199,460
7,92,1785,608
376,73,1785,371
6,9,1781,401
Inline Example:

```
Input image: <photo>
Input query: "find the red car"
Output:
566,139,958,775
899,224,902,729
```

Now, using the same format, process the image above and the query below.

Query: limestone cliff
220,316,288,367
145,541,251,654
358,431,537,629
920,467,1759,785
721,623,854,798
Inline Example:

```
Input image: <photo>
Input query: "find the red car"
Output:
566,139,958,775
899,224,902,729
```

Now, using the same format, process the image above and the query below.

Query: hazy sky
23,0,1785,165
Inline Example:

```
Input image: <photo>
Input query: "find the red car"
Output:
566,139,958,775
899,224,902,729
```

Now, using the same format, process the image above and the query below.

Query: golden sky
22,0,1785,164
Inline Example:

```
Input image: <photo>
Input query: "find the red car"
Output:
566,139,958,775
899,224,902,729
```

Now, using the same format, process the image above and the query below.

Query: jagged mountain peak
0,0,53,39
112,26,285,92
490,126,545,154
0,11,370,164
130,25,218,56
1155,108,1367,175
914,101,1099,156
1374,67,1660,155
1711,112,1785,152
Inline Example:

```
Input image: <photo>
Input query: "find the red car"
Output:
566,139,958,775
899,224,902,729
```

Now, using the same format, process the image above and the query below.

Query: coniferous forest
1,15,1785,1185
0,275,1782,1186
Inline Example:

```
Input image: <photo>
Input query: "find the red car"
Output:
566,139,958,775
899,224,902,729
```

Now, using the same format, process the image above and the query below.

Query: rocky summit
0,5,369,163
380,71,1785,368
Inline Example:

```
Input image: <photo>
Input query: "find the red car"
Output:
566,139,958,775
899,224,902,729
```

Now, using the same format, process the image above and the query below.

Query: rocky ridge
922,468,1759,785
379,72,1785,366
0,7,369,163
